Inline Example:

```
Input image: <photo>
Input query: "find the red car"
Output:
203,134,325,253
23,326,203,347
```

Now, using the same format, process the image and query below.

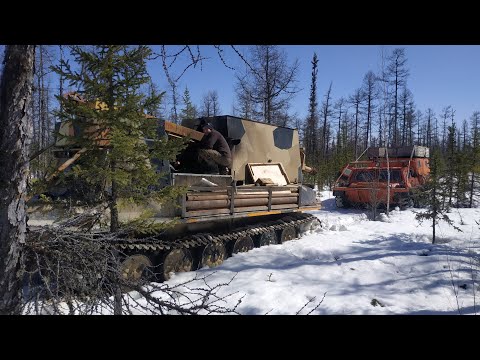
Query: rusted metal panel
367,146,430,159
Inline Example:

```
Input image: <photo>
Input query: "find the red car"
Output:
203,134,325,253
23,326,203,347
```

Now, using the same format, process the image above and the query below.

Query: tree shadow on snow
407,305,478,315
214,231,480,315
313,197,369,216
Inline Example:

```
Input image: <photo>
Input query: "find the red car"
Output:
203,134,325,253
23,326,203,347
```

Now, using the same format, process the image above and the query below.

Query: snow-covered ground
152,190,480,315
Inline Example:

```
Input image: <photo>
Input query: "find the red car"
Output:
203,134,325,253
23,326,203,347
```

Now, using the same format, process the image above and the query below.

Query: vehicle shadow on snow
320,197,337,211
314,197,368,216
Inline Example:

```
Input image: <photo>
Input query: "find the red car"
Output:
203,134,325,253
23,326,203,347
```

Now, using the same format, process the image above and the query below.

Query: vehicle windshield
352,169,402,182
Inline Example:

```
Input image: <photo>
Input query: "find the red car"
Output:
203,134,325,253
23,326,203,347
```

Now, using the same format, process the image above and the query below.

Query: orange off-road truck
332,146,430,209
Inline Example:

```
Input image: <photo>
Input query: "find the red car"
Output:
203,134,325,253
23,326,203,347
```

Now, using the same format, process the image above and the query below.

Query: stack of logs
185,187,299,217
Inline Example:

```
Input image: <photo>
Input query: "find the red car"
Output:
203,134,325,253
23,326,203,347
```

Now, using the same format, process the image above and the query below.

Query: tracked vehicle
332,146,430,209
29,101,321,281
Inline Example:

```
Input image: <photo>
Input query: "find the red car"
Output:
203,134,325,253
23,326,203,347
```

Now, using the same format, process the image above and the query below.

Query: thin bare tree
321,82,334,158
234,45,299,125
200,90,221,117
386,48,409,146
349,88,364,159
361,71,378,150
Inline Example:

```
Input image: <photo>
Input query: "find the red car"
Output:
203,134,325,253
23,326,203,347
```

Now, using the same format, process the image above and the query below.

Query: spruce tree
454,141,470,208
53,45,186,232
304,52,319,170
180,87,198,120
415,149,461,244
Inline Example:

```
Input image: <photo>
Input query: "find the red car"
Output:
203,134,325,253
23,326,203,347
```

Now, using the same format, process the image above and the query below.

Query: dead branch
22,225,241,315
296,292,327,315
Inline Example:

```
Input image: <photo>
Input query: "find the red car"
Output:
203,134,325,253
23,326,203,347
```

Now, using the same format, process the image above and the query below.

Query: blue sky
148,45,480,125
2,45,476,126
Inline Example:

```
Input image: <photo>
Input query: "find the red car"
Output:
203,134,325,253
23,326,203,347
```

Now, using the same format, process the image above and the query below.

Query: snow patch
60,189,479,315
313,212,367,231
416,249,431,256
378,213,391,222
412,233,430,243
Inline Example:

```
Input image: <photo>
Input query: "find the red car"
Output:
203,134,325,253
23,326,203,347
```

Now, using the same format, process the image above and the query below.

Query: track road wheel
309,217,321,231
279,226,296,243
296,218,320,237
256,230,278,247
161,248,194,281
200,242,226,269
121,254,152,283
232,235,254,254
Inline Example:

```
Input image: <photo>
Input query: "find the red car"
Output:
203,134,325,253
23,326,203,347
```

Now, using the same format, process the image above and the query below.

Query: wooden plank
186,197,298,210
187,185,298,193
164,121,204,141
185,208,231,217
186,193,298,200
255,177,276,185
187,199,229,210
271,197,298,205
235,206,269,213
187,205,278,216
46,147,87,182
239,186,299,193
238,193,298,198
271,204,299,210
237,190,293,195
188,194,230,201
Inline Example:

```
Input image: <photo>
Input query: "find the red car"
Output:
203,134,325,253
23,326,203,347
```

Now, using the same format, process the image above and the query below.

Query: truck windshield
353,169,402,182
